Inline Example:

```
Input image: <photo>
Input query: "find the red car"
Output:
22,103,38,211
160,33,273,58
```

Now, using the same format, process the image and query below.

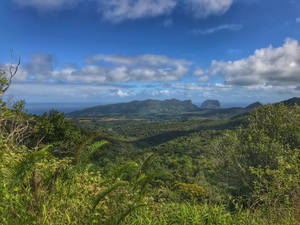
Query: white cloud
172,83,231,91
13,0,236,22
192,24,243,35
209,38,300,86
296,17,300,23
185,0,233,18
97,0,176,22
6,82,129,102
108,89,134,97
17,53,191,83
25,54,55,80
83,54,191,82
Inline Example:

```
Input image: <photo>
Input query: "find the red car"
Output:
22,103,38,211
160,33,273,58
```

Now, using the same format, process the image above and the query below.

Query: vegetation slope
1,66,300,225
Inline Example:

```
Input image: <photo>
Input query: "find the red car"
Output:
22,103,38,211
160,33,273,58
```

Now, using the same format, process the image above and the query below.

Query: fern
12,145,52,187
87,140,108,159
92,180,127,211
135,171,167,200
114,202,145,225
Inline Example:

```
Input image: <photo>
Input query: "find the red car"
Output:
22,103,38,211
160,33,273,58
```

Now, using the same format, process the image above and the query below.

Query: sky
1,0,300,106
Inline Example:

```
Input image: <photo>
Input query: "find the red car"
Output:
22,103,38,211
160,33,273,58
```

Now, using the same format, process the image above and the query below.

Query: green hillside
68,99,265,120
282,97,300,106
68,99,199,117
2,67,300,225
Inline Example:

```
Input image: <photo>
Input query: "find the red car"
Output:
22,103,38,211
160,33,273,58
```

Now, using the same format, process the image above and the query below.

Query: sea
25,102,102,115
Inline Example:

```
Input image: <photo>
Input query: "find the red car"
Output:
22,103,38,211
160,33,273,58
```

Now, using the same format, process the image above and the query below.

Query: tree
212,104,300,207
0,52,20,98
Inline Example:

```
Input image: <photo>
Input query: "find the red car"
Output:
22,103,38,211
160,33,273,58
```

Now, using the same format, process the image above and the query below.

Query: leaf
92,181,127,211
135,171,167,199
113,162,139,181
138,153,156,176
114,202,145,225
66,212,71,224
86,140,108,160
12,145,52,187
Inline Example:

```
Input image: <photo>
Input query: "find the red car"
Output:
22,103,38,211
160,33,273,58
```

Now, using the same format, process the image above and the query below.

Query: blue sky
1,0,300,106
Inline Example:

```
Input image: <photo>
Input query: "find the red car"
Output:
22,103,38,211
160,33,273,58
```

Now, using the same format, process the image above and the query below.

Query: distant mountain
201,100,221,109
69,97,300,120
246,102,263,110
68,99,199,117
281,97,300,106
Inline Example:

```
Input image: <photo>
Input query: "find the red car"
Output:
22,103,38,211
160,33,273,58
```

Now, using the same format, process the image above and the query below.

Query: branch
0,51,21,96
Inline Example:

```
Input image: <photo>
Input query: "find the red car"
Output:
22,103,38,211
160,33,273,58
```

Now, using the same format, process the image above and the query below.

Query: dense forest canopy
1,64,300,224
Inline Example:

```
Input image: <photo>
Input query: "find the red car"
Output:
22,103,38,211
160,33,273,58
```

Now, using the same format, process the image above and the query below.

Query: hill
68,99,199,118
246,102,263,109
201,99,221,109
68,98,267,120
281,97,300,106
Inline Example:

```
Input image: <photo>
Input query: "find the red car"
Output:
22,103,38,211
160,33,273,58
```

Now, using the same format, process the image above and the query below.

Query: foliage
212,103,300,207
1,68,300,224
175,182,207,201
31,110,85,156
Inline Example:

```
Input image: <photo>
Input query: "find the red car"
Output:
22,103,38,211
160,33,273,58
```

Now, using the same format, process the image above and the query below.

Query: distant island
68,97,300,120
68,98,267,120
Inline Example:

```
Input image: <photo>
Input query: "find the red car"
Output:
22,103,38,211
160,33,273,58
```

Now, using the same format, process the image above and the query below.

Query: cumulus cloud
111,89,133,97
97,0,176,22
209,38,300,86
17,53,191,83
151,89,170,96
83,54,191,82
185,0,233,18
192,24,243,35
25,54,55,80
13,0,235,22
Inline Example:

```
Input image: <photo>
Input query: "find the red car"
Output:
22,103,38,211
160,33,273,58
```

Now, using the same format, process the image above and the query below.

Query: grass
125,203,300,225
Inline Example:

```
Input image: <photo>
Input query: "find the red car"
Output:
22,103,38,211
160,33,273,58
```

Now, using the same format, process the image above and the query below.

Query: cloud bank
11,54,191,83
4,38,300,102
98,0,176,22
12,0,235,22
209,38,300,87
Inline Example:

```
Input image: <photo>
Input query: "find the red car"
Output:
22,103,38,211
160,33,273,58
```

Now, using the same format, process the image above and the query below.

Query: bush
212,103,300,207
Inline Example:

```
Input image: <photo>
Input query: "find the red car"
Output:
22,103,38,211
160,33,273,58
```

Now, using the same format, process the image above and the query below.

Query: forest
1,64,300,225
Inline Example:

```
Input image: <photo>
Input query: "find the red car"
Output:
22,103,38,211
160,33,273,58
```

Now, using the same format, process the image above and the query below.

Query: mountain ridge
68,98,199,117
68,97,299,119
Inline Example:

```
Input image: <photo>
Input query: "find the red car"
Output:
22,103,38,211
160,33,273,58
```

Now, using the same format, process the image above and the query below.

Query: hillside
2,88,300,224
282,97,300,106
68,99,267,120
201,99,221,109
246,101,263,109
68,99,199,117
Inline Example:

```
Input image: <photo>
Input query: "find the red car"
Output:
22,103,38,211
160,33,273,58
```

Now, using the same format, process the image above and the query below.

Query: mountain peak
201,99,221,109
282,97,300,106
68,99,198,117
246,102,263,109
